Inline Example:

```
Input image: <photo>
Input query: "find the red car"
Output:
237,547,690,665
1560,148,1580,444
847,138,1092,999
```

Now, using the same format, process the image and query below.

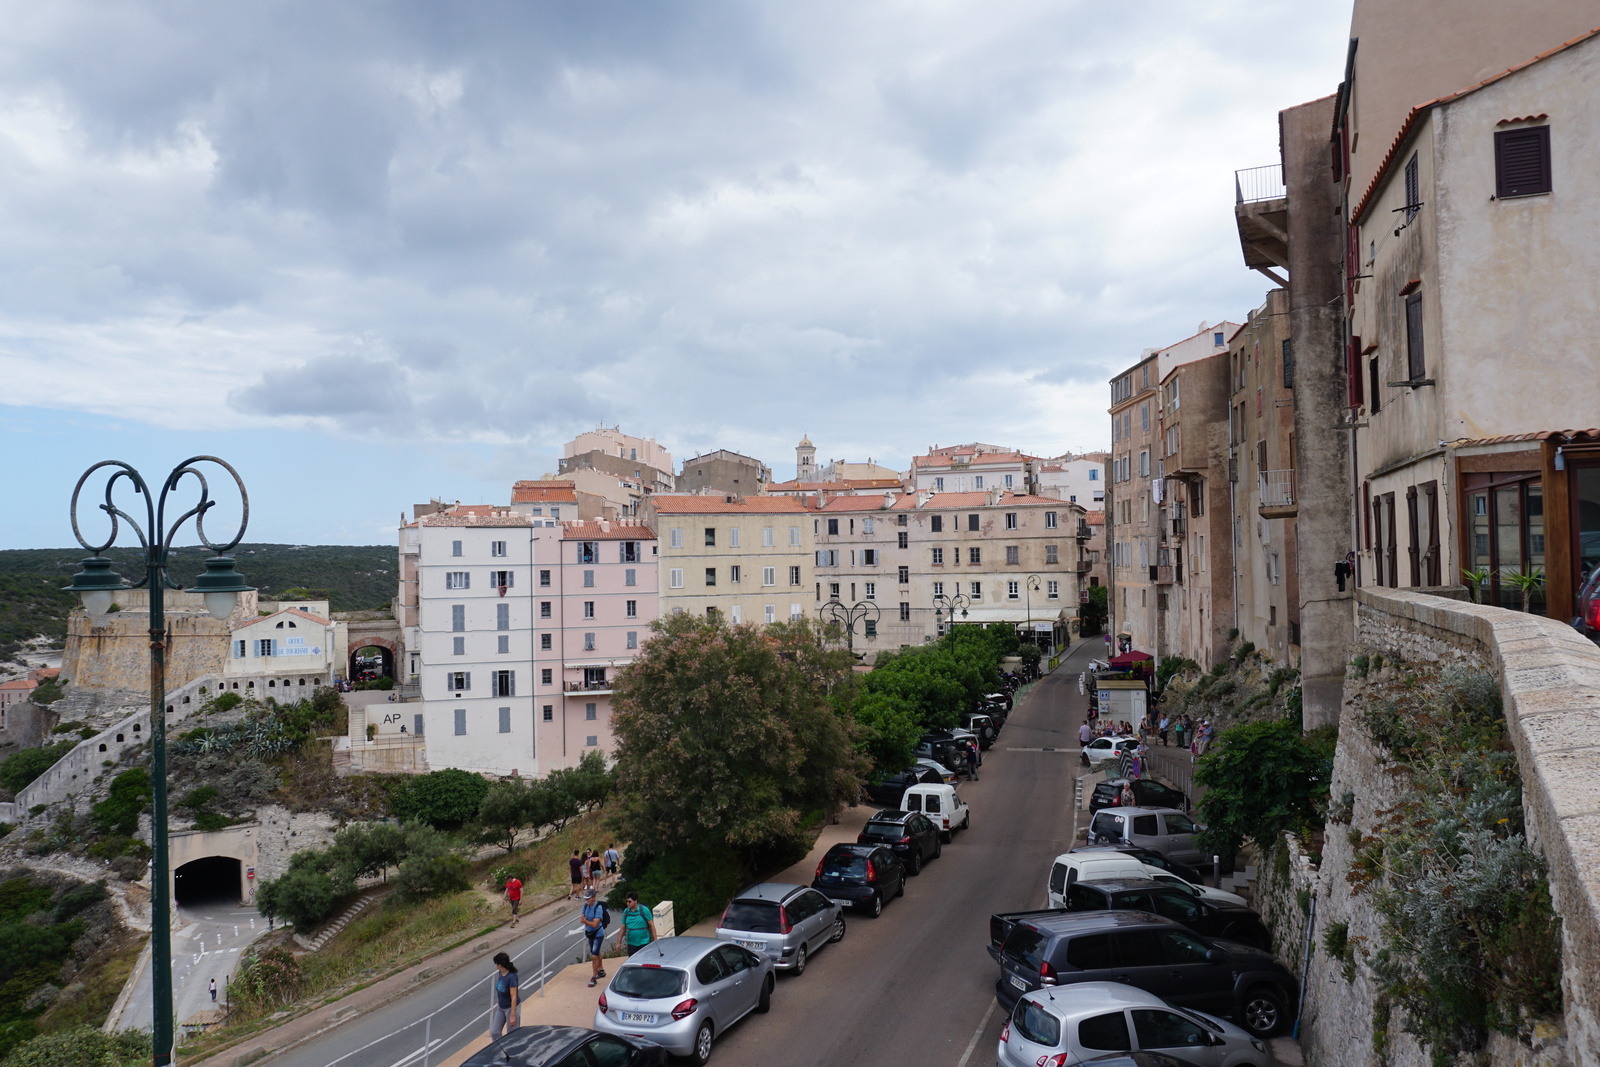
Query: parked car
997,982,1271,1067
960,712,999,747
863,765,943,803
914,737,968,773
1082,736,1140,768
1089,777,1190,814
1574,564,1600,646
986,689,1014,709
900,782,970,842
1086,807,1209,868
1055,878,1270,949
467,1025,670,1067
986,909,1298,1038
593,937,771,1065
811,843,906,917
914,758,958,784
858,809,942,874
1046,852,1246,909
1069,845,1209,886
716,883,845,976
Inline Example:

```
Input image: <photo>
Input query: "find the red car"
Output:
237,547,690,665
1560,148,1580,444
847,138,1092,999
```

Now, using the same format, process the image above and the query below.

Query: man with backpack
581,887,609,988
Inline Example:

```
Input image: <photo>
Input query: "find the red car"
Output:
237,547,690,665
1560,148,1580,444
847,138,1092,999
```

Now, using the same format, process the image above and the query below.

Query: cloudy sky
0,1,1350,549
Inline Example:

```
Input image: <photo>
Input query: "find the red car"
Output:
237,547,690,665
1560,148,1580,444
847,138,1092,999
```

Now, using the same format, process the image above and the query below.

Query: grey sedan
594,936,773,1065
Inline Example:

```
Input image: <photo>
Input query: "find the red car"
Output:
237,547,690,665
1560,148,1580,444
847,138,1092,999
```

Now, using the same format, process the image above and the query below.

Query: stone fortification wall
252,804,340,882
62,609,229,693
1297,589,1600,1067
0,674,218,824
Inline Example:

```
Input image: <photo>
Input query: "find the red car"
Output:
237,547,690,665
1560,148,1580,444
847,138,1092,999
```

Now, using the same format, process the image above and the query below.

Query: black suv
1089,778,1190,814
960,712,999,747
857,809,942,874
1058,878,1269,949
987,909,1297,1039
864,765,943,803
811,844,905,918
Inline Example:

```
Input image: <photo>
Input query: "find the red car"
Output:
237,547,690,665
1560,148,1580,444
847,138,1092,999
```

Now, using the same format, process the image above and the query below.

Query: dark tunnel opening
174,856,242,908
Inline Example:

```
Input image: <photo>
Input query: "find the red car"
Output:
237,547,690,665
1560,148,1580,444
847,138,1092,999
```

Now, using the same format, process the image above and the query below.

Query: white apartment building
1037,451,1109,506
223,605,344,695
907,444,1039,495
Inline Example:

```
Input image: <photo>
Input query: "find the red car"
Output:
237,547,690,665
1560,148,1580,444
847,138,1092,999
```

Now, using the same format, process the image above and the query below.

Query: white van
901,783,970,842
1044,852,1247,909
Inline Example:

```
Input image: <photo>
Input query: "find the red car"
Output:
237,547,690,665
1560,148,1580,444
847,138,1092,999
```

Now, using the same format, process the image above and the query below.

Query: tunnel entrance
350,644,395,683
174,856,243,908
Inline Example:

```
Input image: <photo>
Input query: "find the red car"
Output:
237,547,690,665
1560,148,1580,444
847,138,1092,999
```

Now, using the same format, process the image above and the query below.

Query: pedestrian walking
964,739,980,781
1158,714,1171,746
604,843,620,886
568,850,583,900
581,887,609,987
489,952,519,1038
1079,721,1093,747
503,872,523,928
209,978,216,1003
619,892,658,956
1173,717,1185,749
589,848,604,886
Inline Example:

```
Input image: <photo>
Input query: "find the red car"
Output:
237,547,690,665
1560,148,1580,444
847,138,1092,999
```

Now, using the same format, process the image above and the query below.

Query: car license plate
735,939,765,951
1010,975,1029,991
829,897,852,906
620,1011,655,1024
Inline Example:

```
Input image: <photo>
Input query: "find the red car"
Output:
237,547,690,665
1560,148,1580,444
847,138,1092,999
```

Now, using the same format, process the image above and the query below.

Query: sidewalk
183,889,582,1067
435,804,880,1067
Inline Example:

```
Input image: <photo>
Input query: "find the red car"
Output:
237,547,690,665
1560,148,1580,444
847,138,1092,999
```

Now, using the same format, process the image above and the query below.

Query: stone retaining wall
1296,590,1600,1066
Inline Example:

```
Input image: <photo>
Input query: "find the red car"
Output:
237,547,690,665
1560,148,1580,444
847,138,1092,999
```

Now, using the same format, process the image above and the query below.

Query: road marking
1004,746,1072,752
383,1037,442,1067
955,998,997,1067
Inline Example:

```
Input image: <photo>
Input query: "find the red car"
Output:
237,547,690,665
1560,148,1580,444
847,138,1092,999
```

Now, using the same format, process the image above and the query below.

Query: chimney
916,491,932,508
882,492,895,510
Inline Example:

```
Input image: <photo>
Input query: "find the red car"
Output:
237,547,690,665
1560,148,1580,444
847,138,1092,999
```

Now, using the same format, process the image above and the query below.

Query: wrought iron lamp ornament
64,457,252,1067
817,597,881,657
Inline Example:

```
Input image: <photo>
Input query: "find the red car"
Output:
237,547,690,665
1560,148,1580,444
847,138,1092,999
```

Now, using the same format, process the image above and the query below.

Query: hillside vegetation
0,545,395,657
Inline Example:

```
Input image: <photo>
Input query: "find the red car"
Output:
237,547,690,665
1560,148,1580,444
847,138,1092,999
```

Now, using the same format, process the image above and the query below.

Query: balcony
1259,469,1297,519
1154,565,1175,586
1075,522,1092,539
564,680,615,694
1234,164,1288,285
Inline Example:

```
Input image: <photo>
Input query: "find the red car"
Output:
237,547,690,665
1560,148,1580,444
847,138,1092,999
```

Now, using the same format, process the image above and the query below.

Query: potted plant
1461,566,1491,604
366,723,377,742
1503,566,1545,614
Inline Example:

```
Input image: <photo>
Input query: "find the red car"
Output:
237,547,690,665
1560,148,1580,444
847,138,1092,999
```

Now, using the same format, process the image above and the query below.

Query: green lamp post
66,458,251,1067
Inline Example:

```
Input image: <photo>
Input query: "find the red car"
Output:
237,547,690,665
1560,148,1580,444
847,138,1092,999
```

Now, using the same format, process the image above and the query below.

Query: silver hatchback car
714,883,845,975
997,981,1273,1067
1087,806,1209,868
594,935,773,1065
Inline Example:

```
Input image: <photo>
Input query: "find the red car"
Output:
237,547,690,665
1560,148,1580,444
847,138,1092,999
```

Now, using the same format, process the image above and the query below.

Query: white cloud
0,0,1351,477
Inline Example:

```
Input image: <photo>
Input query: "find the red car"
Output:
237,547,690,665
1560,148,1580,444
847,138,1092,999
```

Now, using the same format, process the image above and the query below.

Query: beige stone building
641,495,813,624
812,491,1086,655
675,450,773,497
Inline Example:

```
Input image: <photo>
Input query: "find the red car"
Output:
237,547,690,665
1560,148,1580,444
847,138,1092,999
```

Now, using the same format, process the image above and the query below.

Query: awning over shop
1107,650,1154,667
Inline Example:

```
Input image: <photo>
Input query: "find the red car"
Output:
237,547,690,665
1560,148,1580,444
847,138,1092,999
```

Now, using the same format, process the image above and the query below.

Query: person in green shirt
619,892,658,956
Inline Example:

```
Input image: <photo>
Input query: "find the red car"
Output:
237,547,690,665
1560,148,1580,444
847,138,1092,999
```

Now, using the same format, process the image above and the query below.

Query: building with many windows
1037,451,1109,507
402,507,656,778
907,444,1039,496
813,490,1087,655
642,494,813,624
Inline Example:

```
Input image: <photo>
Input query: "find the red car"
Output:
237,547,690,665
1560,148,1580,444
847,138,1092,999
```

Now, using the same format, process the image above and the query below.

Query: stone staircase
292,892,376,952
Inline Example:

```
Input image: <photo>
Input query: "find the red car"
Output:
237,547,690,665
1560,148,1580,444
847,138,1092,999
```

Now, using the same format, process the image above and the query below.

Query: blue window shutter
454,709,466,735
498,707,511,733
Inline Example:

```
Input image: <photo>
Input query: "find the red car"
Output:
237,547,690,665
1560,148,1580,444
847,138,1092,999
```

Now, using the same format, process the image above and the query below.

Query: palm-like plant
1503,566,1545,613
1460,567,1491,604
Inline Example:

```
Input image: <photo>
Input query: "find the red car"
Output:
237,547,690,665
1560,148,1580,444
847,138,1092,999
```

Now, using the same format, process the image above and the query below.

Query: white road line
955,998,997,1067
383,1037,442,1067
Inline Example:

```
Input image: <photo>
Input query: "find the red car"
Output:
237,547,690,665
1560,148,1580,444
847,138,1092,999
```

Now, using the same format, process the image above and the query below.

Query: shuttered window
1495,126,1551,198
1405,293,1425,381
1403,153,1420,221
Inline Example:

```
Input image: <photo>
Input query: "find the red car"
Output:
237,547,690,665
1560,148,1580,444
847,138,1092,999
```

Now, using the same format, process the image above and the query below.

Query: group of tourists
567,845,620,899
1143,711,1213,754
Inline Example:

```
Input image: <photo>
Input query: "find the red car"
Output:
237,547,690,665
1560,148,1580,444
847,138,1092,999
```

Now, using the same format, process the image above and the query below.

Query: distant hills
0,544,395,657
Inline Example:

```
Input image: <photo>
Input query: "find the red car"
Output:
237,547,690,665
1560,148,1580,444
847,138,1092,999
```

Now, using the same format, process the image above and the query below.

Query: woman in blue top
490,952,519,1038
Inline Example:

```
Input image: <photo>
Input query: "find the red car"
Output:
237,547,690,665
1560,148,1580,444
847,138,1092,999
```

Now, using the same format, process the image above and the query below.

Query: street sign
1080,591,1089,603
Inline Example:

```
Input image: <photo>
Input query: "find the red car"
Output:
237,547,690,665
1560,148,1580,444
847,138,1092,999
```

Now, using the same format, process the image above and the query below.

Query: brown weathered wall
62,610,228,693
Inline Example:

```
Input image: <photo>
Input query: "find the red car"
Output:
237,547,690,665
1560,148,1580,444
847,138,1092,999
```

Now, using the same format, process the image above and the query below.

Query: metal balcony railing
1235,164,1286,204
564,680,613,693
1260,469,1296,508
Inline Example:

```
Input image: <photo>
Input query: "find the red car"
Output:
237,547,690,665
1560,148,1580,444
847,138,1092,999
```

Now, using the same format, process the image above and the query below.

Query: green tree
475,778,534,853
394,851,470,902
254,866,340,929
1193,716,1337,858
330,821,410,881
1079,584,1108,636
389,768,490,829
92,769,150,837
611,613,863,863
851,691,923,777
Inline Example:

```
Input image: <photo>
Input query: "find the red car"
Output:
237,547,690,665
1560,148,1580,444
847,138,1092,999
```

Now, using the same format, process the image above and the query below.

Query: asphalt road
711,639,1097,1067
272,639,1097,1067
271,907,592,1067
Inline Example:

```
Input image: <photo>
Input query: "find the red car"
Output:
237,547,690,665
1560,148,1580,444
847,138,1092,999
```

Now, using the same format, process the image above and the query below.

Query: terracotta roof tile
418,512,536,528
241,607,332,629
650,495,810,515
511,480,580,504
0,679,38,691
561,522,657,541
1449,428,1600,448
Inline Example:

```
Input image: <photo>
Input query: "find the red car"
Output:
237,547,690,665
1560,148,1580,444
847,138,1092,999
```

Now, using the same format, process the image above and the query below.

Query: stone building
907,444,1038,496
641,494,812,624
674,450,773,496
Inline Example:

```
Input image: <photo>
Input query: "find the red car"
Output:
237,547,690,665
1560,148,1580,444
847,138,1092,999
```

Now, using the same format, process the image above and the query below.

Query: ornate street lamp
817,598,881,659
932,591,970,638
65,458,251,1067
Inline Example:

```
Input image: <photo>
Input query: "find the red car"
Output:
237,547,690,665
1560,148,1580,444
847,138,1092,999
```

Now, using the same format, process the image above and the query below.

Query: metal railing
1259,469,1296,508
1235,164,1285,204
563,680,613,693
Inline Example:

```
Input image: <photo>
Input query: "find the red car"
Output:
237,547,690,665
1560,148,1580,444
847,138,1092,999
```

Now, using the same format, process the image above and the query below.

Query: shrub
390,769,490,830
230,948,301,1010
394,852,469,903
0,1026,149,1067
255,866,340,929
92,769,150,837
611,846,744,933
207,691,243,713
